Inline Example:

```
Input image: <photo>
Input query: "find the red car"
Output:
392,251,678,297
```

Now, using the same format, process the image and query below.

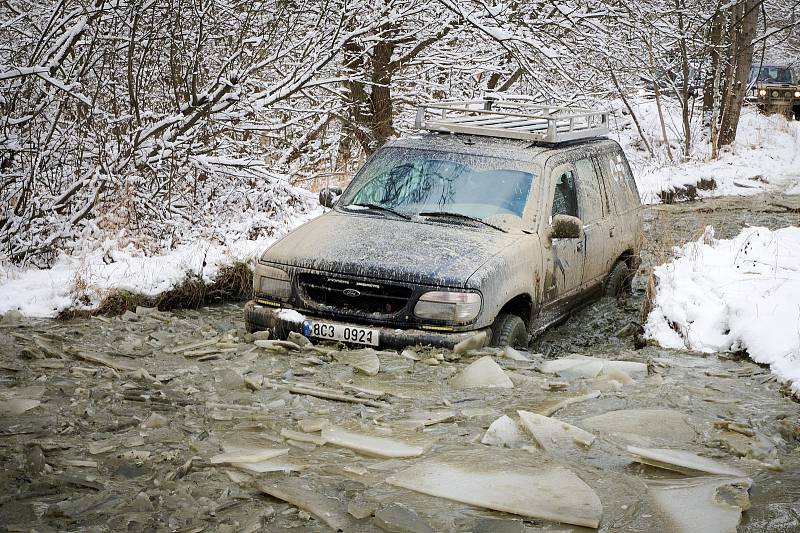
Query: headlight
414,291,481,323
758,89,767,96
771,90,780,98
795,91,800,98
257,266,291,301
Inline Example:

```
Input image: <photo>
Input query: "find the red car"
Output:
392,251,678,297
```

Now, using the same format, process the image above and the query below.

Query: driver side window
551,169,578,218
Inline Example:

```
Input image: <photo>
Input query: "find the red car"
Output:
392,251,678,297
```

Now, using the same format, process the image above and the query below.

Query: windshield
751,66,794,84
337,147,535,226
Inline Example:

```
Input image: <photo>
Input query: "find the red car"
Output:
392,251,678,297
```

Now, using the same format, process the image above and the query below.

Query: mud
1,194,799,532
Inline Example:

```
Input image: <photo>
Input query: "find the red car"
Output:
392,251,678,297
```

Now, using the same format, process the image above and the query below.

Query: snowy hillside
614,99,800,204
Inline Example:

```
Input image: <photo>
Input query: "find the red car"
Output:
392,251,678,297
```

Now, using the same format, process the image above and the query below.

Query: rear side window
601,151,639,212
574,158,605,223
551,169,578,218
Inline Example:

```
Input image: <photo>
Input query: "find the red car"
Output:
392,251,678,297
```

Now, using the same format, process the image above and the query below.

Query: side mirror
319,186,342,208
546,214,583,245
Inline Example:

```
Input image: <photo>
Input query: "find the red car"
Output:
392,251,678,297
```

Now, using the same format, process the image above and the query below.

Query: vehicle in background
245,98,643,349
747,64,800,120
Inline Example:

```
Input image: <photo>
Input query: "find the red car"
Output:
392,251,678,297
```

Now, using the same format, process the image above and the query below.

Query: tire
491,313,528,348
605,260,633,297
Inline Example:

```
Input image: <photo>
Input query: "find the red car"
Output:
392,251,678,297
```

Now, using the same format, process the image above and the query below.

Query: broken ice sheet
481,415,529,448
541,355,647,381
450,356,513,389
321,426,427,458
627,445,746,477
517,410,595,453
298,417,330,433
580,408,700,446
385,449,602,528
232,457,304,474
257,477,354,531
374,503,434,533
647,476,752,533
334,348,380,376
535,390,601,417
280,428,327,445
209,446,289,464
0,399,41,416
393,409,456,431
453,331,488,353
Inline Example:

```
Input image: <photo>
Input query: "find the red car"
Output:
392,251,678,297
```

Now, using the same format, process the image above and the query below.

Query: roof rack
414,97,609,143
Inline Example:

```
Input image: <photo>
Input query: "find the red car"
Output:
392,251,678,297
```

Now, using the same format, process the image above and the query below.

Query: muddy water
1,194,798,532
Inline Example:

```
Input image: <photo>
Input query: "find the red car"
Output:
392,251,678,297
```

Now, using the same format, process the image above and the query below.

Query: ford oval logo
343,288,361,298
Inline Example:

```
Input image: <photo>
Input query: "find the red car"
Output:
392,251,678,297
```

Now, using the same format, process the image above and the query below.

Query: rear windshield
338,147,536,224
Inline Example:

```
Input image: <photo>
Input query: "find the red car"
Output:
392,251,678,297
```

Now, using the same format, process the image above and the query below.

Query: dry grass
58,260,254,319
657,178,717,204
638,196,745,338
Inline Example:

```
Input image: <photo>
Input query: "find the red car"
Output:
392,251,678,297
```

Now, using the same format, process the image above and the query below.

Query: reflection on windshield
751,66,794,84
338,147,534,224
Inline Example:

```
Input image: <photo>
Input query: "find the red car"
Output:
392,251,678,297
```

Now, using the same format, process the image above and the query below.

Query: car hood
262,211,523,287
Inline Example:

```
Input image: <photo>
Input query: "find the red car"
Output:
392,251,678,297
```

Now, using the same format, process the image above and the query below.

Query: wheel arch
496,293,535,327
616,249,639,270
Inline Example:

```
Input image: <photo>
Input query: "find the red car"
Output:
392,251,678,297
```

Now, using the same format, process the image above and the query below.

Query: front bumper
244,300,491,349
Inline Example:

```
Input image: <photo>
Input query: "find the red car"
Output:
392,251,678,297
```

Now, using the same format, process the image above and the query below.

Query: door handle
576,241,583,252
609,227,615,238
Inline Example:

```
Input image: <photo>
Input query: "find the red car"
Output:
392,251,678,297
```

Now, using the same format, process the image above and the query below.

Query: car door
597,147,639,265
545,163,584,300
574,157,610,286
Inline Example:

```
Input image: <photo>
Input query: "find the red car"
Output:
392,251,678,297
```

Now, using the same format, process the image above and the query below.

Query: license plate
302,320,379,346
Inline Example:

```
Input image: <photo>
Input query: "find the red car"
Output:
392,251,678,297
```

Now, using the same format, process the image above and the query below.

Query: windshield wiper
419,211,506,233
345,203,411,220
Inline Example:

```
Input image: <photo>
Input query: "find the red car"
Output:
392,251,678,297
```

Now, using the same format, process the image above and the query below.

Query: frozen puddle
386,450,602,528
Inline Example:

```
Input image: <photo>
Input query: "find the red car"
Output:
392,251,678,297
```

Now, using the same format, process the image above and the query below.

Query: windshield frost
338,147,535,223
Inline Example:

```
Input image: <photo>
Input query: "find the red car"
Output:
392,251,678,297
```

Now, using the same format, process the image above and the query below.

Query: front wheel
605,260,633,297
491,313,528,348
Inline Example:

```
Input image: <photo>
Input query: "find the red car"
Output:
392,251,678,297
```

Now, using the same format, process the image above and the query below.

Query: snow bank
612,98,800,204
0,207,321,318
645,226,800,395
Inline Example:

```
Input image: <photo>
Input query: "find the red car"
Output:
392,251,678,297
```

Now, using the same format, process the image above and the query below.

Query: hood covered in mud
262,211,522,287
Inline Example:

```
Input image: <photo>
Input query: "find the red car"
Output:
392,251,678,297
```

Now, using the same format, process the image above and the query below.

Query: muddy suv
245,99,643,349
748,64,800,120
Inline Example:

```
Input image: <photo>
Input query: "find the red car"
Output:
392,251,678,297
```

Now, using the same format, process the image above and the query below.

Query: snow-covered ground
613,98,800,203
645,226,800,395
0,205,321,318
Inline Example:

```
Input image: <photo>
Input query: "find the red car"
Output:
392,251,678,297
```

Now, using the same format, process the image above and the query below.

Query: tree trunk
647,36,673,162
369,26,396,152
718,0,760,147
675,0,692,159
703,6,724,115
336,39,371,168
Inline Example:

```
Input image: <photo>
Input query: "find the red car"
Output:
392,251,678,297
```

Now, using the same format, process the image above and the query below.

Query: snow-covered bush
646,226,800,395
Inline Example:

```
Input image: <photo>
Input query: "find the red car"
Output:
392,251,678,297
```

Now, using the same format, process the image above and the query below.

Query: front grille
298,273,413,315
